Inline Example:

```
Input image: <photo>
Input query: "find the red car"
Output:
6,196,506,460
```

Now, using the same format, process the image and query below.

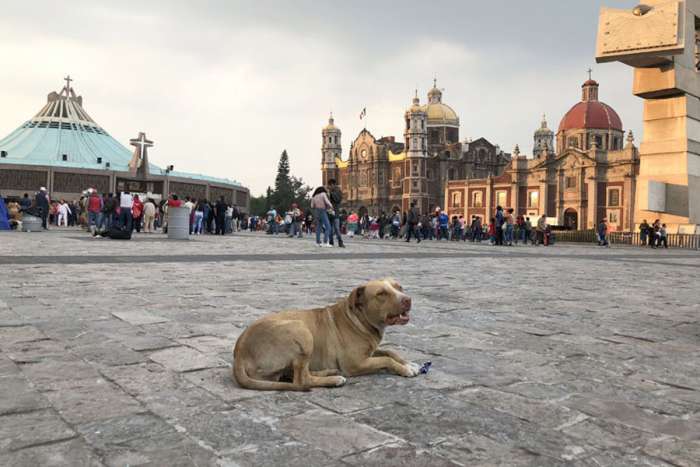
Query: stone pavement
0,229,699,466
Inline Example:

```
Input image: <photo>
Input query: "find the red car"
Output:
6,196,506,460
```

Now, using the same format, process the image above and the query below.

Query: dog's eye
377,290,388,297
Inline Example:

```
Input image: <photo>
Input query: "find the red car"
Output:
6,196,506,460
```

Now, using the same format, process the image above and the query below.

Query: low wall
555,230,700,250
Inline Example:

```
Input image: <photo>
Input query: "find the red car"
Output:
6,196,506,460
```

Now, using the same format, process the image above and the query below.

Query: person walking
192,200,204,235
327,179,345,248
639,219,650,246
57,200,71,227
598,218,610,247
143,198,156,233
504,208,515,246
405,202,421,243
536,214,547,245
215,196,227,235
310,186,333,247
86,190,102,233
35,187,50,229
131,195,144,233
659,224,669,248
494,206,505,246
288,203,302,238
118,191,134,231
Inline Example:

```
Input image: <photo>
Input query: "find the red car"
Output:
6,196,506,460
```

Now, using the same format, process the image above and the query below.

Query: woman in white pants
57,200,71,227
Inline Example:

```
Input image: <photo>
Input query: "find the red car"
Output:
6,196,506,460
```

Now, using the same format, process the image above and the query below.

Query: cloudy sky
0,0,641,195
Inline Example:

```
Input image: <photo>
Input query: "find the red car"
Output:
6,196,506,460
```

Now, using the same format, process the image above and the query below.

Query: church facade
321,82,510,215
0,78,249,209
445,79,639,231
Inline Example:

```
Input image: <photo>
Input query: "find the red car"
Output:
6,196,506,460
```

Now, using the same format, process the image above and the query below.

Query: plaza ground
0,230,699,466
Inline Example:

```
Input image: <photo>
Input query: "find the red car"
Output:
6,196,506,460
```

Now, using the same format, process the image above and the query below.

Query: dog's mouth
385,310,410,326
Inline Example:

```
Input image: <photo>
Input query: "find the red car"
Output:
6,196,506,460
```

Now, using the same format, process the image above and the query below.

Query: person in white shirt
119,191,134,231
57,200,71,227
143,199,157,233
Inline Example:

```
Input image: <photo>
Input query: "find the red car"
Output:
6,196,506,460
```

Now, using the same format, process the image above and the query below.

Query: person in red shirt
168,194,182,208
131,194,144,233
86,190,103,234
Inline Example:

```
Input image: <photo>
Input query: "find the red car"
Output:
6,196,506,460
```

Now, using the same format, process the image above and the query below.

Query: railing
553,230,597,244
609,231,700,249
555,229,700,250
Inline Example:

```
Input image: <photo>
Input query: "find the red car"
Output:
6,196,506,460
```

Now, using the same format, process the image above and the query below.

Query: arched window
448,168,456,180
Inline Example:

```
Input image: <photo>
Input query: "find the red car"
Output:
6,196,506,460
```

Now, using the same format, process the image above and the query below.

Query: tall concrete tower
321,114,341,186
403,92,429,213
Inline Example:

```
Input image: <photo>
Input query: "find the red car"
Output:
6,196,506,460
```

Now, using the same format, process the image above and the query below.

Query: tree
249,151,312,216
270,150,296,210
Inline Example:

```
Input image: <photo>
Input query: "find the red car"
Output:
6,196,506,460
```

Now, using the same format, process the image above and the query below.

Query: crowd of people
0,187,246,239
0,184,676,251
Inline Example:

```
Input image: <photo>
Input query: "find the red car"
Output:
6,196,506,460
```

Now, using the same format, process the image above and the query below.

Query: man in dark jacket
215,196,227,235
327,179,345,248
35,187,50,229
405,202,421,243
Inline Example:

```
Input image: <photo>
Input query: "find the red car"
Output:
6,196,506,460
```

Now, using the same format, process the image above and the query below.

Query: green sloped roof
0,80,245,189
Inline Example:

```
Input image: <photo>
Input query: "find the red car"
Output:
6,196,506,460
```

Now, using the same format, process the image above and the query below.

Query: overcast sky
0,0,641,195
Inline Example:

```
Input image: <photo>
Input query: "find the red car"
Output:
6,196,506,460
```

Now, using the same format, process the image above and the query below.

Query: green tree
271,150,295,210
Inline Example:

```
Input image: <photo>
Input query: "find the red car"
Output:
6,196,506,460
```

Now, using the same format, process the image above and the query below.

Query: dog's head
348,279,412,327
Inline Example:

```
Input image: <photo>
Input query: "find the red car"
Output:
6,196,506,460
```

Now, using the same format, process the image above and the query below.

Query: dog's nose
401,297,412,310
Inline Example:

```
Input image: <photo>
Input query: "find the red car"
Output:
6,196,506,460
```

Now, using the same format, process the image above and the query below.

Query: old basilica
323,77,639,231
321,82,510,215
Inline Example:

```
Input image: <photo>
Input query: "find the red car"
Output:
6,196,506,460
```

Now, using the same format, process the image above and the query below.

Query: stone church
321,82,510,215
445,78,640,231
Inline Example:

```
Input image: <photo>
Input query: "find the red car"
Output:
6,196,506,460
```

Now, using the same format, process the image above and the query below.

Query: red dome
558,101,623,132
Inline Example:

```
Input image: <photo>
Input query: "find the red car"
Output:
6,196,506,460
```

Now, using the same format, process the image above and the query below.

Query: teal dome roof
0,78,244,188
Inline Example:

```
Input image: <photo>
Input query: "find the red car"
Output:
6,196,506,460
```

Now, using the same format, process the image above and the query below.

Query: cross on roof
587,68,593,80
64,75,73,89
129,132,154,159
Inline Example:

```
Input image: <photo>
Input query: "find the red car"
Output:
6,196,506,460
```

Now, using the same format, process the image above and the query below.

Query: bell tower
533,114,554,156
403,91,429,213
321,113,341,186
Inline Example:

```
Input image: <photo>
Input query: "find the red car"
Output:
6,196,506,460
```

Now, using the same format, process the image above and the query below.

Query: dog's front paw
333,376,347,386
401,362,421,378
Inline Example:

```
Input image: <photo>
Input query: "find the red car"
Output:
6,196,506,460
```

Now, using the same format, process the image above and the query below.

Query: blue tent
0,198,10,230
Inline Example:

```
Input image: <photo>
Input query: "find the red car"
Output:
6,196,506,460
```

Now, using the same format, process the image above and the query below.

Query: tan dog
233,279,420,391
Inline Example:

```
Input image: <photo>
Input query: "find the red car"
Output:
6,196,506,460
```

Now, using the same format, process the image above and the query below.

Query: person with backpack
494,206,505,246
405,202,421,243
327,179,345,248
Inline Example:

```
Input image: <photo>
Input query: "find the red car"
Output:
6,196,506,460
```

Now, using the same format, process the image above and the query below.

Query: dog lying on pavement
233,279,420,391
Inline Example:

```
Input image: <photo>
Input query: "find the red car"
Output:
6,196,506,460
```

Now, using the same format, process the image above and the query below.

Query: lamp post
164,165,174,201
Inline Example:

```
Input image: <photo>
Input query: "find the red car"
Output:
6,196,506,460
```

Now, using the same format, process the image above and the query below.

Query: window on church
565,176,576,189
568,137,579,149
608,188,620,207
451,192,462,207
528,191,539,208
496,191,507,207
472,191,483,207
448,168,456,180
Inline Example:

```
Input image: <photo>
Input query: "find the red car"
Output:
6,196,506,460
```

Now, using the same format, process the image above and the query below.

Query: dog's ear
349,286,366,311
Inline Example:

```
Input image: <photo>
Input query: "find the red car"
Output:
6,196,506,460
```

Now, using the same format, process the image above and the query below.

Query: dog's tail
232,344,309,392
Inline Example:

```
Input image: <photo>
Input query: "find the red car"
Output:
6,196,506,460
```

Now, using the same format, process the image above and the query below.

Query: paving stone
5,338,68,364
43,377,144,425
564,396,700,441
0,374,49,415
99,363,232,424
79,412,213,467
71,341,147,366
342,442,460,466
110,333,178,351
0,355,19,376
111,310,169,325
177,334,234,355
183,366,263,402
149,345,227,372
219,441,340,467
278,408,399,458
0,325,46,348
643,436,700,467
0,438,103,467
0,408,76,452
19,358,103,389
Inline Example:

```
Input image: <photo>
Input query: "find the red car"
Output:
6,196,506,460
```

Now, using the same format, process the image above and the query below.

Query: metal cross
129,132,154,159
64,75,73,89
587,68,593,80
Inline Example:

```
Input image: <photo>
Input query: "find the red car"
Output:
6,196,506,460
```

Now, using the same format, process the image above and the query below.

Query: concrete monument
597,0,700,232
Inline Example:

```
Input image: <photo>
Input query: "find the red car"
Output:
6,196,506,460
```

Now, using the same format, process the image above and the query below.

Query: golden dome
424,102,459,126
